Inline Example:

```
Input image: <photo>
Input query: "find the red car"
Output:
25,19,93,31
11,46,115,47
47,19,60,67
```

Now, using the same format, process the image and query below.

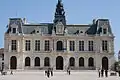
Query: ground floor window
44,57,50,67
79,57,84,67
88,57,94,67
35,57,40,66
25,57,30,66
102,57,108,70
10,56,17,69
69,57,75,66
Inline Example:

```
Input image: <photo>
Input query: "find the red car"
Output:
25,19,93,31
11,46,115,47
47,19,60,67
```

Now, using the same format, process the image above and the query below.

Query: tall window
12,28,16,33
69,57,75,66
44,57,50,66
88,41,93,51
79,41,84,51
103,28,107,34
35,40,40,51
11,40,17,51
88,57,94,67
25,40,31,51
79,57,84,67
102,40,108,51
45,40,50,51
35,57,40,66
25,57,30,66
69,41,75,51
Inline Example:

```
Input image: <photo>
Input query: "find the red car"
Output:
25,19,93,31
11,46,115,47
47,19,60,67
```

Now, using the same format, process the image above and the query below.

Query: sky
0,0,120,58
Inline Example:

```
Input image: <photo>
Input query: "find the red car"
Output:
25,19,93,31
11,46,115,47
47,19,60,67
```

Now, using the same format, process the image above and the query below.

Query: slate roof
6,18,113,36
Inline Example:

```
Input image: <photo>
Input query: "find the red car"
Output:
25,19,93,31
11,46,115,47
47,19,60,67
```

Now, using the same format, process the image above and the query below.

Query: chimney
23,18,26,24
93,19,96,24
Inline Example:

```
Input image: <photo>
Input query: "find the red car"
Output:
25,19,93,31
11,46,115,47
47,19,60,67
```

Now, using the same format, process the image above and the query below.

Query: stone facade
4,0,115,70
0,48,4,70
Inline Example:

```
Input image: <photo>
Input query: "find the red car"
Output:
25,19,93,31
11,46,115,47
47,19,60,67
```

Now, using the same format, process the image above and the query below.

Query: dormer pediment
56,22,64,34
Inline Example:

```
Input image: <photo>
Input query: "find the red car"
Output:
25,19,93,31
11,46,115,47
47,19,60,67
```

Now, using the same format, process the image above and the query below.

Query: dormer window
103,28,107,34
80,31,83,33
12,28,16,33
37,31,39,33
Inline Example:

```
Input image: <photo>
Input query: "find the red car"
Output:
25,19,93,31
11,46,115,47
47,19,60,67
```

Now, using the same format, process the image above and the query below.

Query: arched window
25,57,30,66
79,57,84,67
44,57,50,66
69,57,75,66
10,56,17,69
57,41,63,51
35,57,40,66
88,57,94,67
102,57,108,70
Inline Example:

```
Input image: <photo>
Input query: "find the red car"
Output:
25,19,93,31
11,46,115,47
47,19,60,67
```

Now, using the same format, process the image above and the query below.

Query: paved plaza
0,70,120,80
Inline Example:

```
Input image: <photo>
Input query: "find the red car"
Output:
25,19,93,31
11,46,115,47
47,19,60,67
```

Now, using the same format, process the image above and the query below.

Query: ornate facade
4,0,115,70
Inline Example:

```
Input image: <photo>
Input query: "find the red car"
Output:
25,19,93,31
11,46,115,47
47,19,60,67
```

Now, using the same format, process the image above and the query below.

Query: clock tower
53,0,66,35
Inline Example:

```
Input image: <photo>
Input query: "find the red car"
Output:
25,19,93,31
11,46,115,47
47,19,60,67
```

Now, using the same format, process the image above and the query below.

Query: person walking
10,70,13,75
101,69,104,77
118,70,120,77
98,68,101,77
45,70,47,76
51,69,53,76
68,69,71,75
105,69,108,77
47,70,50,78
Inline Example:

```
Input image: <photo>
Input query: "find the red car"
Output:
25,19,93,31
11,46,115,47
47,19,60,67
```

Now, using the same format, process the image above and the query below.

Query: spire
55,0,65,16
54,0,66,25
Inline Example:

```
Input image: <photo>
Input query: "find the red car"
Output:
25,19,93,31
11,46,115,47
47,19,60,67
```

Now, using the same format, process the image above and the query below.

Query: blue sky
0,0,120,58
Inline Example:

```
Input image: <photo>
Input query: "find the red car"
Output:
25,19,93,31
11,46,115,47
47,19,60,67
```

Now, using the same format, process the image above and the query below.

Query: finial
58,0,62,2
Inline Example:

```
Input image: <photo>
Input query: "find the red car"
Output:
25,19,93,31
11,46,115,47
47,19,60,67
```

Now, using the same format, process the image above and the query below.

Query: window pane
25,40,31,51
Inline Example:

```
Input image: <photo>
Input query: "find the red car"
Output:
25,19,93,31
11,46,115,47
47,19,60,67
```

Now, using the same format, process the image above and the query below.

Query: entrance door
102,57,108,70
10,56,17,69
56,56,63,70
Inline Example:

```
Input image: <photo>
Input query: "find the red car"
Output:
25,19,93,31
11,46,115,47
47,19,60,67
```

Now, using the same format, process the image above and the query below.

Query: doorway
56,56,63,70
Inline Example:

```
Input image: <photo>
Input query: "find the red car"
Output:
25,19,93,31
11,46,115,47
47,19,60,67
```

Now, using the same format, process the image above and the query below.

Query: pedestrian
10,70,13,75
67,67,69,74
45,70,47,76
101,69,104,77
51,69,53,76
98,68,101,77
118,70,120,77
47,70,50,78
68,69,71,75
105,70,108,77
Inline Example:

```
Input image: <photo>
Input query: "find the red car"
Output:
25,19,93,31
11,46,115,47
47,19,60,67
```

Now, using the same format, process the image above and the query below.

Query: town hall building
4,0,115,70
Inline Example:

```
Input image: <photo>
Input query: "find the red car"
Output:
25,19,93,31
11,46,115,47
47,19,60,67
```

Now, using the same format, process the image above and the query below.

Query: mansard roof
6,18,113,35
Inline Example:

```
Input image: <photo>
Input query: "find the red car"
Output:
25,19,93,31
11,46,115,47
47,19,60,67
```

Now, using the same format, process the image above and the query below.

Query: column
84,40,87,51
31,57,34,68
41,39,44,51
84,57,88,68
17,40,20,52
40,56,44,68
75,57,79,69
67,40,69,52
54,40,56,52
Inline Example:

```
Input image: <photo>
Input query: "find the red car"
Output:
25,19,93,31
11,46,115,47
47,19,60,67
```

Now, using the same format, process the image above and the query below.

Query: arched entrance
57,41,63,51
25,57,30,66
79,57,84,67
102,57,108,70
35,57,40,66
44,57,50,67
69,57,75,67
56,56,63,70
88,57,94,67
10,56,17,69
